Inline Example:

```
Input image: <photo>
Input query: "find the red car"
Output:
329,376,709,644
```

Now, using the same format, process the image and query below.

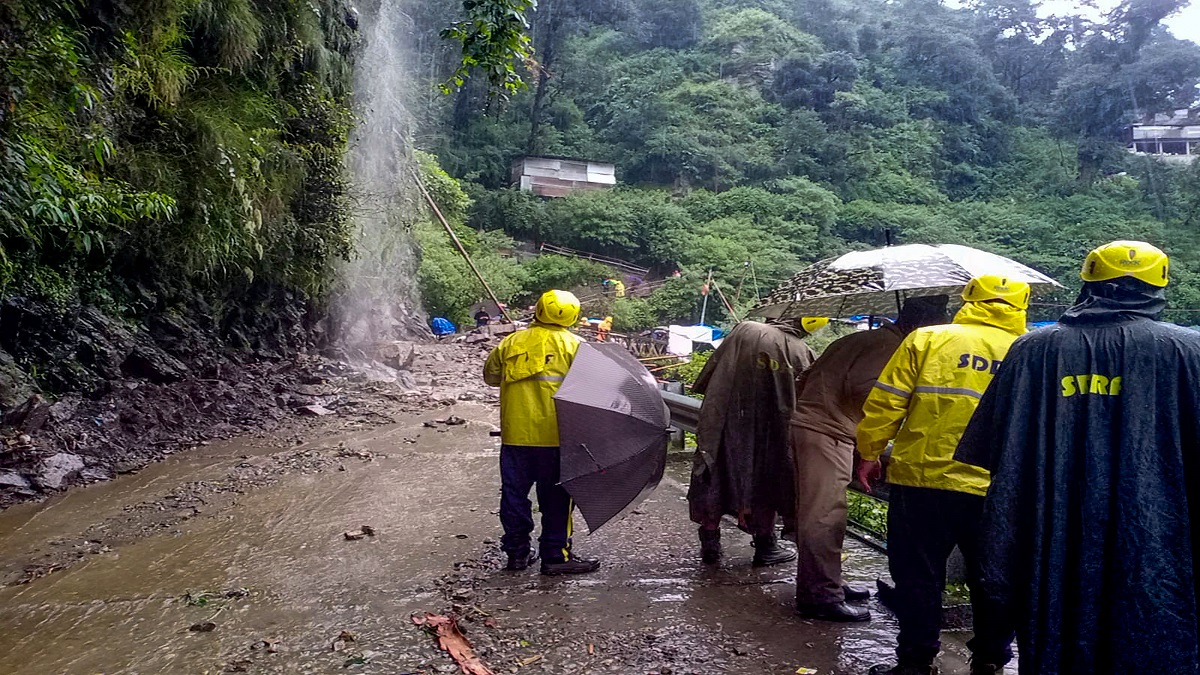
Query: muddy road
0,344,984,675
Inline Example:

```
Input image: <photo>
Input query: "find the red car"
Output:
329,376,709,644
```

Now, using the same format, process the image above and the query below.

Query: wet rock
378,341,417,371
0,471,31,489
80,467,113,482
299,404,334,417
34,453,86,490
122,330,189,383
0,349,37,411
3,394,52,433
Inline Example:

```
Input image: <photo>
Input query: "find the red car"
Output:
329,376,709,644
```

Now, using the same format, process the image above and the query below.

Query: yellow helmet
535,289,581,327
801,317,830,333
1081,240,1169,288
961,275,1031,310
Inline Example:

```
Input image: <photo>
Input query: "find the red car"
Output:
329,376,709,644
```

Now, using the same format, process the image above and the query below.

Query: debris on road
412,612,495,675
299,404,335,417
343,526,377,541
189,621,217,632
331,630,357,652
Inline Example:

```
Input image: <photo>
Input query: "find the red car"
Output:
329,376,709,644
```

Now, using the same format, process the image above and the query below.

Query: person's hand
855,459,882,494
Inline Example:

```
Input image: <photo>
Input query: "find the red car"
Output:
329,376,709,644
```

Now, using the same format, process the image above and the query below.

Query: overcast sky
1036,0,1200,43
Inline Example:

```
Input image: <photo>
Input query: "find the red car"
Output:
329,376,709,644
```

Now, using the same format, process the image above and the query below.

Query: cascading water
333,0,430,357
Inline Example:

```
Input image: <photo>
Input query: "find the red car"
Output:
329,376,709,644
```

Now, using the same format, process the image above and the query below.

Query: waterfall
333,0,429,357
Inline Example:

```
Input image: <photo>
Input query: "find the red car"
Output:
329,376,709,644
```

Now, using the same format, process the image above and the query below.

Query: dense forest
3,0,1200,401
417,0,1200,327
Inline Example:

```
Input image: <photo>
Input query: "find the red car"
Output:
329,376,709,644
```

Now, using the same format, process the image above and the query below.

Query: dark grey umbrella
553,342,671,533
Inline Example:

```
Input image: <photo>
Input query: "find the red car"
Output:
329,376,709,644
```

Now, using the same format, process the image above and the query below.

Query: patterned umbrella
553,342,671,533
754,244,1061,319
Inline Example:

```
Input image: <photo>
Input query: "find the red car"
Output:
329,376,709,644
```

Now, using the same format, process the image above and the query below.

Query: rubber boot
505,551,538,571
540,557,600,576
699,527,721,564
751,533,796,567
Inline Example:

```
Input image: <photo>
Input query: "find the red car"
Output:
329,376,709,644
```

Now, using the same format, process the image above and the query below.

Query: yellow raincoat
484,323,582,447
856,301,1027,496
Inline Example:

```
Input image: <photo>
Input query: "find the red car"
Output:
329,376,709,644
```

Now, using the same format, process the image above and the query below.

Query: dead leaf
796,668,818,674
331,629,357,651
344,530,367,541
587,644,595,656
361,525,376,537
519,654,543,667
413,612,495,675
189,622,217,632
484,617,498,629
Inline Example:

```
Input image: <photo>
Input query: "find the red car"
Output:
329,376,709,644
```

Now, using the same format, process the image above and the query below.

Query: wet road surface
0,401,984,674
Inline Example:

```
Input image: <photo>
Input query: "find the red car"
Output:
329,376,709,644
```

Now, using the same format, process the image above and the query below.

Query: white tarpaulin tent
666,325,722,356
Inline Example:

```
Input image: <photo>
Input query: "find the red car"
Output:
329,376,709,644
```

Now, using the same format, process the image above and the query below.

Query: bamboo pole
409,166,514,324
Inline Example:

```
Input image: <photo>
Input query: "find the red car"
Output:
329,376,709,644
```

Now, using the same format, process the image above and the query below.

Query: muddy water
0,403,984,674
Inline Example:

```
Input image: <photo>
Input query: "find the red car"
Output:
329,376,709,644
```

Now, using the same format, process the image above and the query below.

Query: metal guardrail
658,387,888,551
661,390,700,434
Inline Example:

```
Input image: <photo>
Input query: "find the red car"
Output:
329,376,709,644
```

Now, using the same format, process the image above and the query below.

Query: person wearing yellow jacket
484,290,600,576
856,275,1029,675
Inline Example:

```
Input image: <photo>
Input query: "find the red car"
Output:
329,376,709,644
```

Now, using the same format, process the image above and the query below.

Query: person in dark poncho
956,241,1200,675
688,319,816,567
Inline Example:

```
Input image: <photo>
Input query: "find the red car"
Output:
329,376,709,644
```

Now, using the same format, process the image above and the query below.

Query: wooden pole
409,166,514,324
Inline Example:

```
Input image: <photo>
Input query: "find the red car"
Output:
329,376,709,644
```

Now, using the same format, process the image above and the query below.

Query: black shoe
751,534,797,567
540,557,600,576
795,601,871,622
867,666,937,675
699,528,722,564
969,664,1003,675
506,551,538,571
843,584,871,602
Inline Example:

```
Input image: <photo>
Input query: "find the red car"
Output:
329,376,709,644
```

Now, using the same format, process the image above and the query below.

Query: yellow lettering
1110,377,1122,396
1076,375,1089,394
1090,375,1109,395
1062,376,1077,397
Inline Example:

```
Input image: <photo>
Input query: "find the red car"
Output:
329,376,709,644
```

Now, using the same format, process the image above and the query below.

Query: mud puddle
0,397,992,675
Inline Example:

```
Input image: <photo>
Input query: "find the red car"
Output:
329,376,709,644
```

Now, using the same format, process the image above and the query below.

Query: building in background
511,156,617,197
1126,109,1200,163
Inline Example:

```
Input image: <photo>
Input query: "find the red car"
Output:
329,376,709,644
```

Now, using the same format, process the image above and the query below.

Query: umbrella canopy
754,243,1062,319
553,342,671,533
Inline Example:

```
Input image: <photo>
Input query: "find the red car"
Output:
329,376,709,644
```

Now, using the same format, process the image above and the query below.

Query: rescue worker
956,242,1200,675
791,297,950,623
596,316,613,342
689,319,816,567
484,290,600,576
857,276,1028,675
474,308,491,327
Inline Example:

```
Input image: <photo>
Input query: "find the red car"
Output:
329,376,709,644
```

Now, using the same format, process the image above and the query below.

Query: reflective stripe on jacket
855,301,1027,496
484,323,582,447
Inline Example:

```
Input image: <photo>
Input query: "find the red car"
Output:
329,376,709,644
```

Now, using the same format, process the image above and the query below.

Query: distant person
483,290,600,576
688,319,816,567
957,242,1200,675
856,276,1028,675
790,297,948,623
474,308,491,328
596,316,613,341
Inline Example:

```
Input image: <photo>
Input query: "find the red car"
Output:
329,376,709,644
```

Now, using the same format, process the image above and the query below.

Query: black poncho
956,279,1200,674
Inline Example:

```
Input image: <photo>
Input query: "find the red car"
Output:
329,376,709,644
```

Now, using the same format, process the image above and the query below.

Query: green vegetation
429,0,1200,326
1,0,357,315
847,489,888,537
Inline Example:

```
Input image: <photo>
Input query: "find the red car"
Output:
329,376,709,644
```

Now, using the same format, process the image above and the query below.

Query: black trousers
888,484,1014,667
499,445,573,563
